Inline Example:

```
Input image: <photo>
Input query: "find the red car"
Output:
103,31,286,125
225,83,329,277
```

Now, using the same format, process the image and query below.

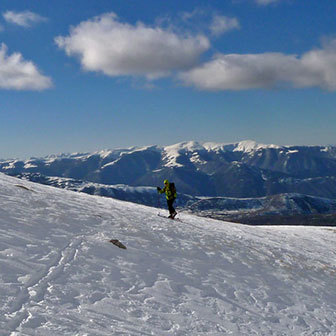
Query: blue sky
0,0,335,159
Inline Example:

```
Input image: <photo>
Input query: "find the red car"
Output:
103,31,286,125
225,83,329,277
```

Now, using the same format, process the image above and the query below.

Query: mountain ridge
1,140,336,199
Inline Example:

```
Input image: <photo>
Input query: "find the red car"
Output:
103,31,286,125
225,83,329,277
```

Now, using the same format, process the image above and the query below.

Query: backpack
170,182,177,198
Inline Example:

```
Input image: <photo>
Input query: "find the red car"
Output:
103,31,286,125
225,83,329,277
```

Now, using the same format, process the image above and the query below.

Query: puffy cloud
299,40,336,90
3,10,47,28
0,43,52,90
55,13,210,79
179,53,299,90
179,39,336,91
210,15,240,36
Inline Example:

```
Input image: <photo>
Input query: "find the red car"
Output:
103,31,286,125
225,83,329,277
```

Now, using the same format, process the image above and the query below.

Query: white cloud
179,39,336,91
0,43,52,90
3,10,47,28
210,15,240,36
55,13,210,79
298,40,336,90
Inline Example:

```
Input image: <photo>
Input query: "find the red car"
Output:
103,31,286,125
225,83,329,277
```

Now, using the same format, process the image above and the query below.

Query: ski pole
157,191,161,215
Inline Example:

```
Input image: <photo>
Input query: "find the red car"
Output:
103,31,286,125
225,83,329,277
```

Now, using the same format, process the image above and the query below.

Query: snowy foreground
0,174,335,336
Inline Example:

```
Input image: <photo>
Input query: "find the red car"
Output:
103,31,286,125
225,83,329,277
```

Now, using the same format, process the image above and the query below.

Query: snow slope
0,173,335,336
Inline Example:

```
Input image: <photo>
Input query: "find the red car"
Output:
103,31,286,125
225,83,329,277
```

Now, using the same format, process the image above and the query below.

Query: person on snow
157,179,177,219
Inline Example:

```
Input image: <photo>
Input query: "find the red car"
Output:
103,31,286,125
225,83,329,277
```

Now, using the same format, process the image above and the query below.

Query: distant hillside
12,172,336,225
1,140,336,199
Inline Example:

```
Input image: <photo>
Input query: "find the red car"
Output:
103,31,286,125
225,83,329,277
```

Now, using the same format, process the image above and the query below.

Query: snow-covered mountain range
0,173,335,335
1,140,336,199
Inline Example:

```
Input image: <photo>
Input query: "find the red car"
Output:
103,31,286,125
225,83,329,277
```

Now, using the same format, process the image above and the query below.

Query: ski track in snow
0,174,335,335
6,236,84,332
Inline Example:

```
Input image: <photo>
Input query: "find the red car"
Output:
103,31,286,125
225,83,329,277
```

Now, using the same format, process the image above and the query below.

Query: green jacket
159,184,176,200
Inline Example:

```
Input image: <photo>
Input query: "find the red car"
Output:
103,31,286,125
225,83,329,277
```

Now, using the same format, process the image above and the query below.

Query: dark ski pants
167,198,176,215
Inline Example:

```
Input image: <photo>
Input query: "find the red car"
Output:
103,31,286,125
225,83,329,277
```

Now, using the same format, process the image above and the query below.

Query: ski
157,214,182,222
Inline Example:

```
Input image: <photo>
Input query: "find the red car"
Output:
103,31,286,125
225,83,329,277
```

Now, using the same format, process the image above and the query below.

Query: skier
157,179,177,219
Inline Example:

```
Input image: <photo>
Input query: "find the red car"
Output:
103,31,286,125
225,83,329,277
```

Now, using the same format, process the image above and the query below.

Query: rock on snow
0,173,335,335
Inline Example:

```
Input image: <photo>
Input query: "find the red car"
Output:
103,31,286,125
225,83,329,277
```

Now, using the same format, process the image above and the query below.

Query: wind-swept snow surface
0,174,335,335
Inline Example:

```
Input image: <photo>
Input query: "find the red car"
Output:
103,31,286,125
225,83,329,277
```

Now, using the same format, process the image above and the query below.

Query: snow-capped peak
203,142,237,152
164,141,204,153
203,140,282,153
163,141,204,167
233,140,282,153
161,140,282,167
